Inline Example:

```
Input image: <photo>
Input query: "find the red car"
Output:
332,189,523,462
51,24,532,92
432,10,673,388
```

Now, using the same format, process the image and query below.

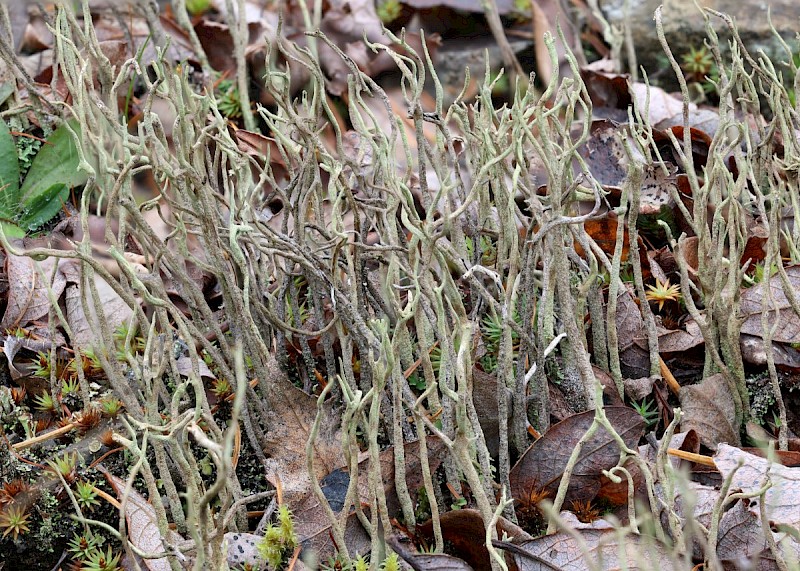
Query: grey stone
601,0,799,78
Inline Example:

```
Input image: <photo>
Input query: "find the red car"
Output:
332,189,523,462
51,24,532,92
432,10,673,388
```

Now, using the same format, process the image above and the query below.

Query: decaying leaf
293,436,448,560
715,444,800,533
102,470,181,571
510,407,645,505
679,373,740,448
388,532,476,571
1,254,66,330
741,266,800,344
417,508,532,570
63,274,133,349
498,528,680,570
260,357,342,502
612,286,651,379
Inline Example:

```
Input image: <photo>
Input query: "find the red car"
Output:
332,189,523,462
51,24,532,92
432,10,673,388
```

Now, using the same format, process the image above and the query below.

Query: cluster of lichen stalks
0,1,798,570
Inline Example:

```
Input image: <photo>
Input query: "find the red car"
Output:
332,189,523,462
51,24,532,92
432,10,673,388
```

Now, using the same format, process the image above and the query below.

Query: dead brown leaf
260,364,342,502
293,437,448,560
62,263,134,349
741,265,800,344
416,508,532,570
498,528,680,570
679,373,740,448
102,470,180,571
509,407,645,505
715,444,800,532
612,286,651,379
1,254,66,330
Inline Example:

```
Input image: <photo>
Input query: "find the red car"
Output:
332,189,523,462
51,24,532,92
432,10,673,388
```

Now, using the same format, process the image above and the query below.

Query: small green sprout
631,398,660,428
216,79,243,120
211,378,233,399
47,452,78,484
185,0,212,15
98,397,124,419
0,504,31,540
113,322,146,360
377,0,402,23
451,496,467,510
33,353,53,379
681,45,715,82
481,309,520,353
69,348,104,378
67,531,102,560
381,553,401,571
74,480,101,511
33,390,59,414
61,378,80,397
81,546,121,571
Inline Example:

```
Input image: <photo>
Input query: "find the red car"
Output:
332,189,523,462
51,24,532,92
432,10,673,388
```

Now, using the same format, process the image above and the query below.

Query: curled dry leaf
657,318,704,353
1,332,62,380
387,533,476,571
740,333,800,368
175,355,216,380
581,69,632,122
629,82,696,127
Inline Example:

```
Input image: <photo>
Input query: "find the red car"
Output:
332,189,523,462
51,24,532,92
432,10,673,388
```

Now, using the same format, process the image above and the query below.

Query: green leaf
0,83,14,108
0,120,20,219
19,119,87,210
19,183,68,230
0,221,26,240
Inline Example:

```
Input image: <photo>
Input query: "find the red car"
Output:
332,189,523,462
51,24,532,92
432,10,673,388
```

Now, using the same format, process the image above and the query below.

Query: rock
600,0,798,78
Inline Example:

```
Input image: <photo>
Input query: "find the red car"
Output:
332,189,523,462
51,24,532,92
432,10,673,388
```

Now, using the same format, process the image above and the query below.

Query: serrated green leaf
19,119,87,209
19,183,68,230
0,120,21,219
